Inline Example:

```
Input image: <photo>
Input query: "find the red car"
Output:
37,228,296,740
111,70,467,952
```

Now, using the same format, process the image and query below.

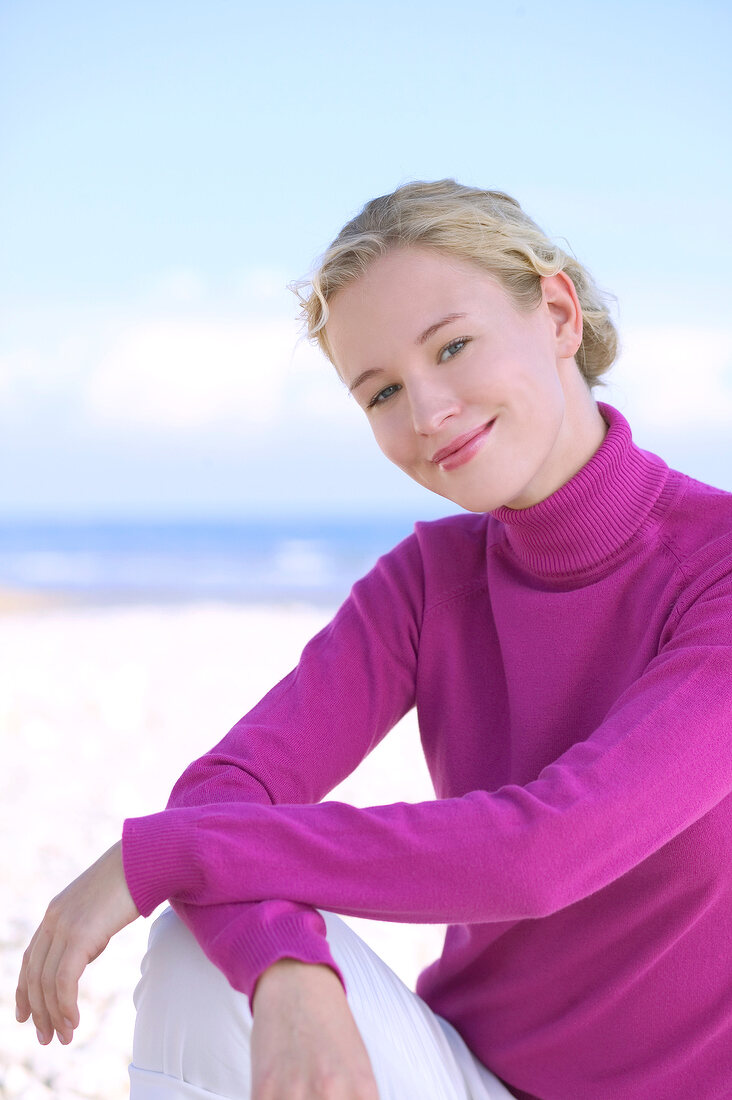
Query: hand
251,958,379,1099
15,840,140,1046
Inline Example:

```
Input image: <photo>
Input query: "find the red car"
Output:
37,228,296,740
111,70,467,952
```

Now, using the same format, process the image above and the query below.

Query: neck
507,371,609,511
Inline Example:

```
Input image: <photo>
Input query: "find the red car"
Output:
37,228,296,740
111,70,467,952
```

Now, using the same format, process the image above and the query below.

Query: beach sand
1,598,444,1099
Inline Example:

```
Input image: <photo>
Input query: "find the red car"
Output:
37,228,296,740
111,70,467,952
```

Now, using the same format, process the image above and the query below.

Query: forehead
333,247,497,320
326,247,509,370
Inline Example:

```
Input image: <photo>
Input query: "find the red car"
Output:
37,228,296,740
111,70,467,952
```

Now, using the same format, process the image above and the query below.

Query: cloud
285,336,359,425
235,268,294,311
85,314,299,432
3,289,730,452
144,268,208,306
609,325,732,428
0,349,34,400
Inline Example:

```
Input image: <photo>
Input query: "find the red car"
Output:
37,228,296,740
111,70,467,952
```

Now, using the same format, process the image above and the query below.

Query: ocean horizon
0,515,430,606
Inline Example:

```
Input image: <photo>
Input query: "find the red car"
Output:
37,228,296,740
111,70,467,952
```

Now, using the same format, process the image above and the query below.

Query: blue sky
1,0,730,518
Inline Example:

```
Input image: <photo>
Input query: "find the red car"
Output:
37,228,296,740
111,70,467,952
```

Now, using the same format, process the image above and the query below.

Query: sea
0,516,423,607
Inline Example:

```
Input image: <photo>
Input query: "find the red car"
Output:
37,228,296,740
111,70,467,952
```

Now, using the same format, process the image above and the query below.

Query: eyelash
366,337,471,409
439,336,469,363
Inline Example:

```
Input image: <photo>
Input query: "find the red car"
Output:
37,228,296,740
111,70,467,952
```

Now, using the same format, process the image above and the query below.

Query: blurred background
1,0,731,600
1,1,730,1096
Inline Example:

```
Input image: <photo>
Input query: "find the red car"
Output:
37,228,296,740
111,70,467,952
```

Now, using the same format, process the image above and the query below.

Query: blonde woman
17,181,732,1099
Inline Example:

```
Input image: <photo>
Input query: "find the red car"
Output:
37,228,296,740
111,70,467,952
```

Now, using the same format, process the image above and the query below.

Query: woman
16,181,732,1099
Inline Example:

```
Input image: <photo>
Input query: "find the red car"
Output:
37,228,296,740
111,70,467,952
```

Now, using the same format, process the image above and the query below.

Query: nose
407,379,462,436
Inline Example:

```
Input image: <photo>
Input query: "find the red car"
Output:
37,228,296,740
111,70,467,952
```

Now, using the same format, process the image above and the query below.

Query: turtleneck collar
489,403,672,578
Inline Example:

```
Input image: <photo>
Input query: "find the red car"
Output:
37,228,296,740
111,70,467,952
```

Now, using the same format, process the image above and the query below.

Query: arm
124,568,732,925
162,532,424,1002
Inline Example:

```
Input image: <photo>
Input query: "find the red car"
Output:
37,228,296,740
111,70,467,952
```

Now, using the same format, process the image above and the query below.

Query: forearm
123,638,732,927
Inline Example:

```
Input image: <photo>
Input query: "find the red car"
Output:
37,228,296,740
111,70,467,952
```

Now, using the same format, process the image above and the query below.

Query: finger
15,950,34,1016
54,942,86,1037
25,928,55,1044
15,928,40,1023
40,935,75,1044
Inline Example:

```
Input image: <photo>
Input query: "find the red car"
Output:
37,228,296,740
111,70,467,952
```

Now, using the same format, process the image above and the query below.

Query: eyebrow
416,312,467,345
348,312,468,394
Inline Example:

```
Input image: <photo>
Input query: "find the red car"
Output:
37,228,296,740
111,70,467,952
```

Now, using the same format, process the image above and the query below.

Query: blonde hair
293,179,618,388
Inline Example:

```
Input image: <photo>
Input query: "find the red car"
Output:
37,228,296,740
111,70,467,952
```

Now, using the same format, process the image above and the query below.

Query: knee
132,907,252,1089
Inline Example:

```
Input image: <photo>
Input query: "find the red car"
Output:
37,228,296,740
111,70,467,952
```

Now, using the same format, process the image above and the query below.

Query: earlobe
542,273,583,358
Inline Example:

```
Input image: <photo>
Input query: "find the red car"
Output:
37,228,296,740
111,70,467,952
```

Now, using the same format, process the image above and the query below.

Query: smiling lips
432,420,496,470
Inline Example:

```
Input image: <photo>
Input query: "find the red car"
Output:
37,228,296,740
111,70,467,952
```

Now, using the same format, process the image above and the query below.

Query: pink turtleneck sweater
123,403,732,1100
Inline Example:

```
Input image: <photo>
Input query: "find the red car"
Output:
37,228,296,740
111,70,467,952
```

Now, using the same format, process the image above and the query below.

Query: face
326,246,601,512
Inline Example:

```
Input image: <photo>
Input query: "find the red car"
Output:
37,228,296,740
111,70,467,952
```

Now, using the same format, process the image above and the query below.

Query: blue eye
367,383,401,409
439,337,469,363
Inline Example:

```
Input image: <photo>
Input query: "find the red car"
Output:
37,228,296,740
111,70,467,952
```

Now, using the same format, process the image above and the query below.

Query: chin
428,485,504,514
458,496,506,514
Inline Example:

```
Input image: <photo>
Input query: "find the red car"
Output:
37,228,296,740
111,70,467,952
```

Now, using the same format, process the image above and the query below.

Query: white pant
129,908,515,1099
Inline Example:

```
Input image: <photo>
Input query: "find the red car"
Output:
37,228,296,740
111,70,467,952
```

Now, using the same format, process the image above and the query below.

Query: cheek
376,435,410,471
371,424,424,483
367,420,395,466
369,413,408,462
498,347,564,413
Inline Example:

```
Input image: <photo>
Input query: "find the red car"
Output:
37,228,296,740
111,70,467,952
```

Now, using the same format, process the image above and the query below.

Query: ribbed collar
489,403,671,578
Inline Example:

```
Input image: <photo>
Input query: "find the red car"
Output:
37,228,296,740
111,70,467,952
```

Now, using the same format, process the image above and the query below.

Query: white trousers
129,908,516,1099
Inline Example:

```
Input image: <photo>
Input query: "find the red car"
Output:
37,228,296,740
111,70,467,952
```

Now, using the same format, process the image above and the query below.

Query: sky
1,0,730,520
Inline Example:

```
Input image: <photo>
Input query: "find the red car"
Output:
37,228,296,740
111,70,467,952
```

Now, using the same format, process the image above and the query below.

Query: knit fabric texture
123,403,732,1100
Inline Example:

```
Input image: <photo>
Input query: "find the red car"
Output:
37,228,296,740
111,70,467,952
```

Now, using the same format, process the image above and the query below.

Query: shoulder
657,467,732,614
661,467,732,563
411,512,498,609
346,513,496,629
413,510,496,552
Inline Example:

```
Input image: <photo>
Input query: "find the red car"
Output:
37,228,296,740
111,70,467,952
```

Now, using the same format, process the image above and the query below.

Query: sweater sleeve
144,533,424,1003
125,561,732,928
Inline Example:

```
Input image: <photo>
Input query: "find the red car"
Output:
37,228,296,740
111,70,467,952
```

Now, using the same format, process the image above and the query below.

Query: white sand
1,600,444,1099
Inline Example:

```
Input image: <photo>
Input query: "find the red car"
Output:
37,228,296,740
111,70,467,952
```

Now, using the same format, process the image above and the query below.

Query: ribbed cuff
122,810,204,917
221,907,347,1011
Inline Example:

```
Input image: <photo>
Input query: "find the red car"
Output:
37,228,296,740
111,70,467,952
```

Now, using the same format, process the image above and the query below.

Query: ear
541,272,583,361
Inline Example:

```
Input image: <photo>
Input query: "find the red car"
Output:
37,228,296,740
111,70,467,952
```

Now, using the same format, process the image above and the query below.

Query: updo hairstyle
294,179,618,388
